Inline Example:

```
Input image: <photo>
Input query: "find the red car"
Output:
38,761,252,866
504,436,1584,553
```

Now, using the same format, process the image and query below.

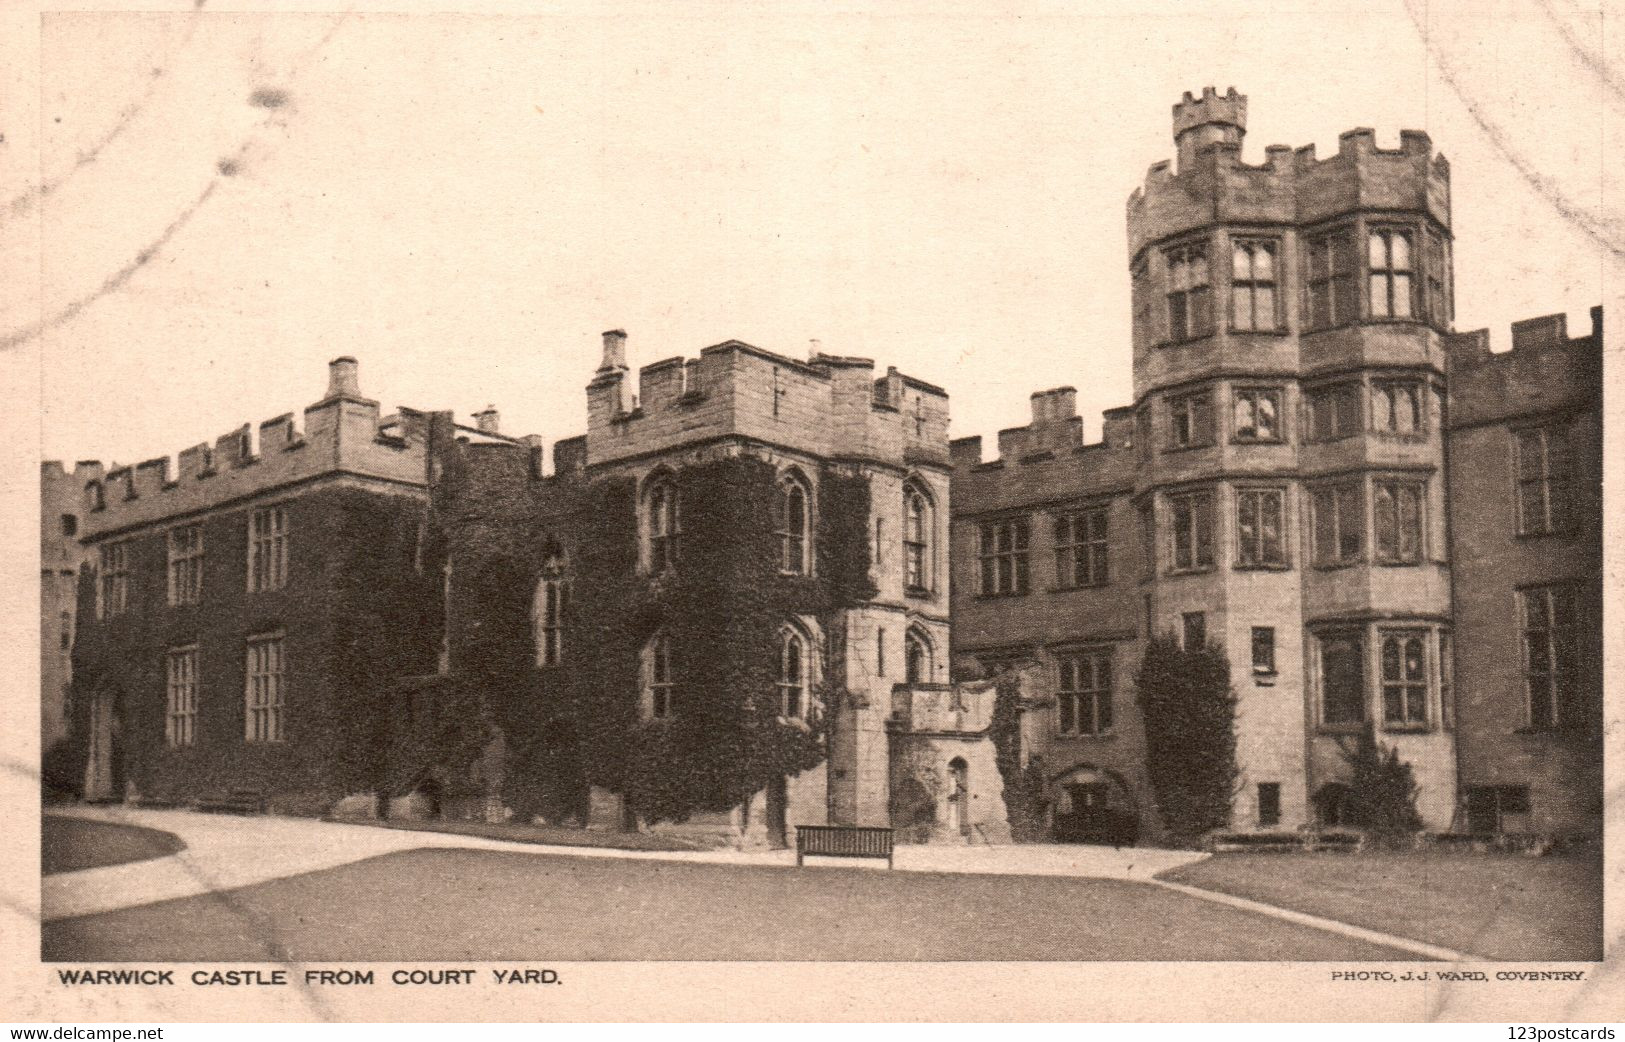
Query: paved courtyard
38,806,1207,922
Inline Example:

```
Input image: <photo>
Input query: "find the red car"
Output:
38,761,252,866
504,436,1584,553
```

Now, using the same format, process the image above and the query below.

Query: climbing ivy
430,449,874,827
988,666,1049,842
67,488,439,816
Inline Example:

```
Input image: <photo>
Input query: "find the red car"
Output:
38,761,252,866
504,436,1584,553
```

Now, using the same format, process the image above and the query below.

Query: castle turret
1121,89,1458,834
1173,86,1246,173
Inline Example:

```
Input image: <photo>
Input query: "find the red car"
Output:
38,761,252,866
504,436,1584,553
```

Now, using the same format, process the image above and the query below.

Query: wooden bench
196,788,266,815
795,825,894,869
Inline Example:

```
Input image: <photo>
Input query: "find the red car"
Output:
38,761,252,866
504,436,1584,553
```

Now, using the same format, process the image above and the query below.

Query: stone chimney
326,356,363,400
474,405,500,434
587,327,633,422
598,329,629,373
1028,386,1082,455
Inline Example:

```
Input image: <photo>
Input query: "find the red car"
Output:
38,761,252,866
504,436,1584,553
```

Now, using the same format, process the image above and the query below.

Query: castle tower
1125,89,1458,830
1172,86,1247,173
571,329,969,841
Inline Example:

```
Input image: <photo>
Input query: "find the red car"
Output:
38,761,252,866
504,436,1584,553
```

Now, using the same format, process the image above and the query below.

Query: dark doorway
1465,787,1498,835
766,775,788,848
1051,773,1138,847
417,777,444,820
1314,782,1360,828
84,687,123,802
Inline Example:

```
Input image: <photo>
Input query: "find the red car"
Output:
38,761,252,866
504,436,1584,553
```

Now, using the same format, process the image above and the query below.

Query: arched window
533,539,569,668
775,471,812,575
84,481,104,513
644,474,680,573
777,625,810,719
643,632,675,720
904,626,933,684
903,481,932,593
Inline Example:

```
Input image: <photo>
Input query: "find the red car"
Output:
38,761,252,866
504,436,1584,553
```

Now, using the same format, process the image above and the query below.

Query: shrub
1339,725,1423,837
1135,635,1238,843
41,738,84,801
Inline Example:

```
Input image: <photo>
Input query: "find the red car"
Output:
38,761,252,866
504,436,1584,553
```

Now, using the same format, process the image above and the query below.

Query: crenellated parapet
949,389,1136,516
1446,306,1603,429
78,358,438,541
584,329,950,471
1127,90,1450,261
951,390,1135,471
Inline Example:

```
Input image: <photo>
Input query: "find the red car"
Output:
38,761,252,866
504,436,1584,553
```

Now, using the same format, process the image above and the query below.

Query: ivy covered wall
426,441,878,827
70,484,439,815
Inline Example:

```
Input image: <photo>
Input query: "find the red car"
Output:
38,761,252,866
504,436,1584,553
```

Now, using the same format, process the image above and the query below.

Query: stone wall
71,481,437,813
1446,309,1604,835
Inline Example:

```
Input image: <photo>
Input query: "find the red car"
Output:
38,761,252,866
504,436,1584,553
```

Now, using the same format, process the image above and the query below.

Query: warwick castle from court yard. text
43,88,1602,849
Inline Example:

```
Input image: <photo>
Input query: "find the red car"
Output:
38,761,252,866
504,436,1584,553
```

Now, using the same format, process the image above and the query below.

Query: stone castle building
40,462,96,770
50,88,1601,844
1446,312,1602,836
950,88,1602,840
66,361,468,806
63,338,1009,844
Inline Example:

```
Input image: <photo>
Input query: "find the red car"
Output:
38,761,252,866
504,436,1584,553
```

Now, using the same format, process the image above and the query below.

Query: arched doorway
1050,765,1139,846
945,757,970,836
904,627,933,684
415,776,444,819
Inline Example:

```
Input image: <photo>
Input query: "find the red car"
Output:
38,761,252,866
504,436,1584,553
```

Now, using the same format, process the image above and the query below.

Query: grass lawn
44,847,1412,962
42,816,185,875
1159,846,1603,961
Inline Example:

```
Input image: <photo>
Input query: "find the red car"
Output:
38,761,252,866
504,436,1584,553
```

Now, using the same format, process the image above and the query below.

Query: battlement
77,358,439,541
950,392,1135,470
1173,86,1247,138
41,460,105,539
42,459,108,486
1172,86,1246,173
585,329,950,469
1128,91,1451,256
1446,306,1602,428
1447,305,1603,368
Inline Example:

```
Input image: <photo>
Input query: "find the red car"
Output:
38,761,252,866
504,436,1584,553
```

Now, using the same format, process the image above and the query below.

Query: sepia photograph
2,0,1618,1025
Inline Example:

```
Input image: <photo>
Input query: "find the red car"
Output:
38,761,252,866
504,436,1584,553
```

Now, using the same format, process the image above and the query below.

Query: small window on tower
1168,391,1214,450
1257,783,1282,828
1252,627,1276,675
1164,243,1213,342
1230,239,1280,332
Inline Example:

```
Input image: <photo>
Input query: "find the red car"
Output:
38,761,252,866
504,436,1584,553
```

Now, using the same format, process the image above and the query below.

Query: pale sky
8,0,1617,468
